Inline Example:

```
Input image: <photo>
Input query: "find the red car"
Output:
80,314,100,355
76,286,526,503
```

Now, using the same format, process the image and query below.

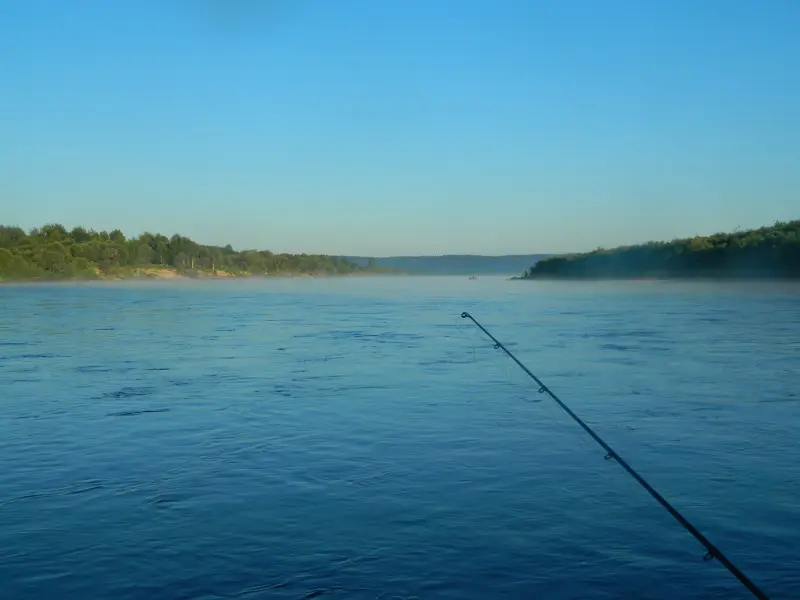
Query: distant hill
344,254,551,275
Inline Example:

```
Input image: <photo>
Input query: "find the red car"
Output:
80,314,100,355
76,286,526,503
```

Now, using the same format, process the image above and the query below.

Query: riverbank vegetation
0,224,386,281
519,220,800,279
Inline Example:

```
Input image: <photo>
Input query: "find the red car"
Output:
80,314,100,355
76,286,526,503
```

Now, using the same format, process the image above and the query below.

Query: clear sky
3,0,799,255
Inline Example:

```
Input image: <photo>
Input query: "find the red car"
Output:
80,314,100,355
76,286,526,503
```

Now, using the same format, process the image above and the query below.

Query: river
1,277,797,599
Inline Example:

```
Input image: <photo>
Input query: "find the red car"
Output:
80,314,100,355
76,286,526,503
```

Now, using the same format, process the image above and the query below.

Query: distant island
0,224,396,282
344,254,551,276
517,219,800,280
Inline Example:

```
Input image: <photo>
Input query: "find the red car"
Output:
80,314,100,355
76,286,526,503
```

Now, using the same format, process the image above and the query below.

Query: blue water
1,277,798,600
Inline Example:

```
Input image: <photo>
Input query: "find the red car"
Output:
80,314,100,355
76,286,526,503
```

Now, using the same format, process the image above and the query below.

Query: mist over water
1,277,798,599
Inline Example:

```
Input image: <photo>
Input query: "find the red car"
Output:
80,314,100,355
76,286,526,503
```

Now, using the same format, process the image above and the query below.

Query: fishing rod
459,311,770,600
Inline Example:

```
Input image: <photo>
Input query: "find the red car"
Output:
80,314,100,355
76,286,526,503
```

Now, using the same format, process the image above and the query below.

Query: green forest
0,224,376,281
520,219,800,279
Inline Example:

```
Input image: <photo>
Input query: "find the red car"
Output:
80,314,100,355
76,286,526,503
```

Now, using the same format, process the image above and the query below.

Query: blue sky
3,0,799,255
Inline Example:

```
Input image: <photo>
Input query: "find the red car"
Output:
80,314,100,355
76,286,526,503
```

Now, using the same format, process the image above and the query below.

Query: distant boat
468,275,478,280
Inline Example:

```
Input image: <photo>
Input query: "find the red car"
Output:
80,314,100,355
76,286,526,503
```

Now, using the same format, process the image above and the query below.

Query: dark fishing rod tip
458,311,771,600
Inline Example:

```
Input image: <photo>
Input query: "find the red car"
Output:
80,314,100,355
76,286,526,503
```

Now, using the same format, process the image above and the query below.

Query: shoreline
0,267,408,284
4,271,798,284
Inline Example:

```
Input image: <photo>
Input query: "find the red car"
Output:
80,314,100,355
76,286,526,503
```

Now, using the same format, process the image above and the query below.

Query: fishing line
452,313,480,363
459,311,771,600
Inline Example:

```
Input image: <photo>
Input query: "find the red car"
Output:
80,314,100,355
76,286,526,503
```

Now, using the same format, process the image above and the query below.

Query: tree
0,226,27,248
39,223,68,241
70,226,91,243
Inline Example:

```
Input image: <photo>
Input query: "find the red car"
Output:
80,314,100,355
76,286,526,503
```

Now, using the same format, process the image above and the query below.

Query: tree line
0,223,371,280
520,219,800,279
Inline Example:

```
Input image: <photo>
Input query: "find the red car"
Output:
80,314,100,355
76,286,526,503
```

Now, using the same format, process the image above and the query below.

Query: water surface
1,277,798,599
